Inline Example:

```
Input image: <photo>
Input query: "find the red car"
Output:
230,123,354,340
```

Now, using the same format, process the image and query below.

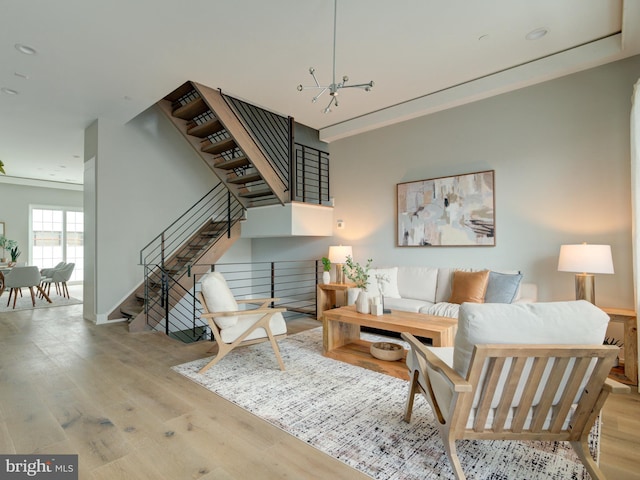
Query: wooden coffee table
322,305,457,380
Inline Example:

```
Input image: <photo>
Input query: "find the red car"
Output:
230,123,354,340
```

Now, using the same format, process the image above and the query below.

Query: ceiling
0,0,638,188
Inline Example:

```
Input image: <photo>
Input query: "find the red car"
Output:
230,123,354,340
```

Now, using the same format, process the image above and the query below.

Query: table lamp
557,243,614,304
328,245,352,284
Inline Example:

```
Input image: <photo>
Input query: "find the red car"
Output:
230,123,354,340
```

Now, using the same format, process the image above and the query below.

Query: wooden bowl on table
370,342,404,361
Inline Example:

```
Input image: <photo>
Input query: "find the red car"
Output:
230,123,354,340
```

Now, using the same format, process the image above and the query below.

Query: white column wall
86,106,229,323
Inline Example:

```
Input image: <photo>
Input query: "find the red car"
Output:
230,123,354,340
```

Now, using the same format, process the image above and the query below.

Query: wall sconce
328,245,352,284
557,243,614,304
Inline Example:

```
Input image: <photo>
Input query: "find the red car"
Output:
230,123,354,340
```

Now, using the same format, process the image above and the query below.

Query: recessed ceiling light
478,34,490,41
526,28,548,41
1,87,19,95
15,43,37,55
14,72,29,80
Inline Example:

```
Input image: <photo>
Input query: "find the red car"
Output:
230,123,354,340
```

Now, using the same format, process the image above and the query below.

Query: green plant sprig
342,255,373,290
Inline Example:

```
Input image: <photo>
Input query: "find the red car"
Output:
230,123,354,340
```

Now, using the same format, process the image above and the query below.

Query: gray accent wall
254,54,640,309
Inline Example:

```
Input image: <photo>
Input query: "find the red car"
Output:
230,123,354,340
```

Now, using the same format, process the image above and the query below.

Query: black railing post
162,270,169,335
271,262,276,308
301,146,307,203
227,190,232,238
288,117,295,202
317,150,323,204
160,233,165,269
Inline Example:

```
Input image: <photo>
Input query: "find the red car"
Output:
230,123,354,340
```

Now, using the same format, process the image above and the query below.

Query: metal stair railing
144,264,208,342
293,143,330,205
139,182,243,270
149,260,319,344
139,182,244,326
222,92,291,189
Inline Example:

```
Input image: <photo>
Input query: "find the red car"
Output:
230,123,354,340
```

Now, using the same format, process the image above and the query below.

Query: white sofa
361,266,537,318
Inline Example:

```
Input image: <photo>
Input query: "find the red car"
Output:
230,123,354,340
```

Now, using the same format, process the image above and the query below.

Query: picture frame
0,222,4,237
397,170,495,247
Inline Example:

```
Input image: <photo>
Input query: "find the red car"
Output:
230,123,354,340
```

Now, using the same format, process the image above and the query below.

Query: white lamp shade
557,244,614,274
328,245,352,264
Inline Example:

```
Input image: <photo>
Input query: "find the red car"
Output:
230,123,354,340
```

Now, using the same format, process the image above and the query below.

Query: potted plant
342,255,373,313
8,240,20,266
321,257,331,284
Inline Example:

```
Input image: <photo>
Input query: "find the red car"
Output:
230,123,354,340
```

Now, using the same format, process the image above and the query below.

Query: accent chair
197,271,287,374
402,300,629,480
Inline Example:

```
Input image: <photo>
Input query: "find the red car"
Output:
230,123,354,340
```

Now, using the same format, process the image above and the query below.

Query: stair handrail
139,182,243,268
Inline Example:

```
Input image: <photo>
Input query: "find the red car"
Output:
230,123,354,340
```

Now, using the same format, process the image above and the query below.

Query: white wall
88,106,222,322
255,55,640,310
0,181,83,264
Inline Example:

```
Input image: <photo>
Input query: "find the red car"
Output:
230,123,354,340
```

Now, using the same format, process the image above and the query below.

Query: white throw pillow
453,300,610,377
397,266,439,302
366,267,401,298
200,272,239,329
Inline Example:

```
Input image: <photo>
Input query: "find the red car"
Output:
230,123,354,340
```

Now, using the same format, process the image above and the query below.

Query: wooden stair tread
213,156,250,170
239,188,274,198
172,97,209,120
227,172,262,184
164,82,194,102
121,304,144,317
187,118,223,138
201,137,237,155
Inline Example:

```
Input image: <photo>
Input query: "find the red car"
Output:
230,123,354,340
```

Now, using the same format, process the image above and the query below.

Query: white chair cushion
453,300,610,377
200,272,239,329
397,266,439,302
366,267,401,298
219,311,287,343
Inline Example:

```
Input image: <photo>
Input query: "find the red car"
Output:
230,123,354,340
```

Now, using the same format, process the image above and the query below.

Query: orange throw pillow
448,270,490,304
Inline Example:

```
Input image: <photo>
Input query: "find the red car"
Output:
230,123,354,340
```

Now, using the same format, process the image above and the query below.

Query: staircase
158,81,289,208
110,184,244,333
113,81,329,342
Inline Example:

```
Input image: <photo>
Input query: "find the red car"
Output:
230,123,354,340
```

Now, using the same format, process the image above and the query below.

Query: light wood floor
0,302,638,479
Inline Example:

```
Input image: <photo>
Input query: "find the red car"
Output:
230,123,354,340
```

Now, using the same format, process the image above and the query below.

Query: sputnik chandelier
297,0,374,113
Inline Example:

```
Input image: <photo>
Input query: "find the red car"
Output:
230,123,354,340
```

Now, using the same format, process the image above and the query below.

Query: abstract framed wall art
397,170,495,247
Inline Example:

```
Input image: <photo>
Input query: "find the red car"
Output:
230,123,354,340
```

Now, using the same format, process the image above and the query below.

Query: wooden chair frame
197,292,287,374
402,333,630,480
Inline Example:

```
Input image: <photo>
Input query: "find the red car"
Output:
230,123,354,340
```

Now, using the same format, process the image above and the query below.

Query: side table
316,282,355,320
600,307,638,386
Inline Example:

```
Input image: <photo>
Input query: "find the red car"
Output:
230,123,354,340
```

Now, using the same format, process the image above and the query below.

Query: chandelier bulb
309,67,315,74
343,75,349,82
297,84,303,92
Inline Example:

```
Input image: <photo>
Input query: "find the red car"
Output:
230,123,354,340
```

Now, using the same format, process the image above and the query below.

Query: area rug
0,294,82,313
172,328,599,480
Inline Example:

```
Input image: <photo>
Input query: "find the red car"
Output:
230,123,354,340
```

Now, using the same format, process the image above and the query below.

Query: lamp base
575,273,595,304
335,264,345,284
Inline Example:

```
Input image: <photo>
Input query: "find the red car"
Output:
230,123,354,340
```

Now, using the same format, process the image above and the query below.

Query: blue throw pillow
484,271,523,303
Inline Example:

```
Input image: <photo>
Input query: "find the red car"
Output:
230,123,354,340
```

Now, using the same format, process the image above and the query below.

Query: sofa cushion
422,302,460,318
453,300,610,377
484,271,523,303
366,267,401,298
200,272,239,329
383,297,432,313
448,270,489,304
397,266,439,303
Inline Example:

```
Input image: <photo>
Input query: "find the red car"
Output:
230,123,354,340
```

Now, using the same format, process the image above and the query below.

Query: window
31,207,83,283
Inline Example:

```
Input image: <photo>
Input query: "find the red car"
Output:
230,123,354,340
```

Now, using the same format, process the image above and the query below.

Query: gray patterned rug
173,328,599,480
